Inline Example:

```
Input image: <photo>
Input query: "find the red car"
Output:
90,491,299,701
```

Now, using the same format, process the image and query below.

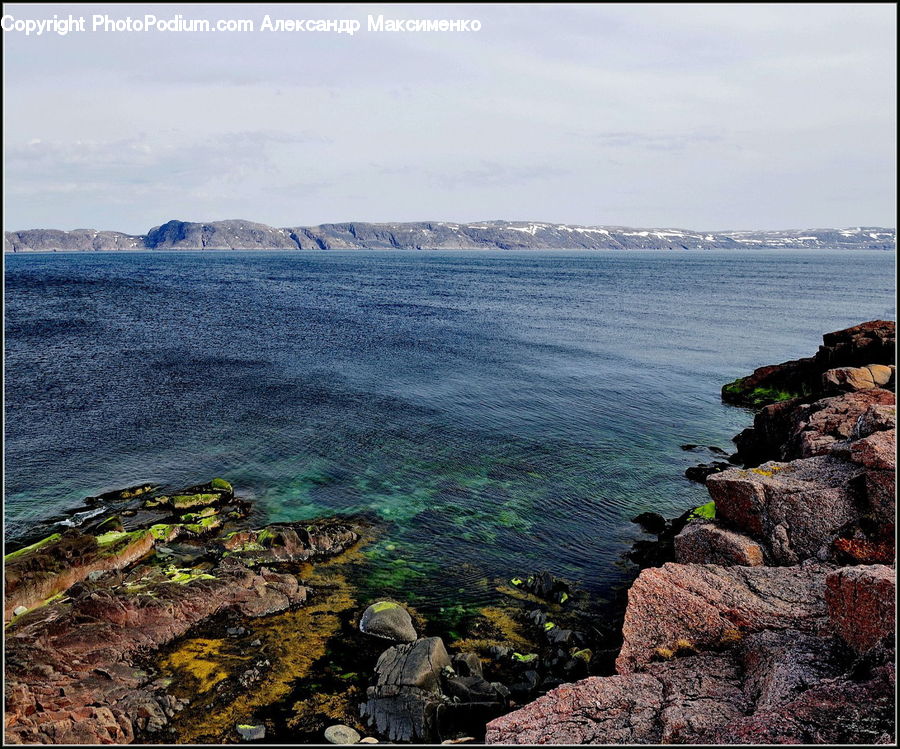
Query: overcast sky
2,3,896,232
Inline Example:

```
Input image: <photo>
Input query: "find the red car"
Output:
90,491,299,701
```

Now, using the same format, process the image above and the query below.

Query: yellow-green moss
749,464,788,478
690,501,716,519
171,493,220,510
4,533,62,562
211,478,233,493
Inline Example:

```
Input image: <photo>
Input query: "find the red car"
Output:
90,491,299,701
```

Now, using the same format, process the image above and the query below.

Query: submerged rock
510,571,570,604
359,601,418,643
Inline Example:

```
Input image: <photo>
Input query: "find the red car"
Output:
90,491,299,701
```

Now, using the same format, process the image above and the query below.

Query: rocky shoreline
4,480,618,743
486,320,896,744
5,320,896,745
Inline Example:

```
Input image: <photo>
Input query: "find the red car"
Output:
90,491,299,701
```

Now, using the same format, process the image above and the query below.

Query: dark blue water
4,250,895,609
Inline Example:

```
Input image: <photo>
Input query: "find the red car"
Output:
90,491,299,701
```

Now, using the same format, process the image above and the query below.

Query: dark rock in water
361,637,451,743
512,571,570,604
443,674,504,704
451,653,483,678
359,601,417,643
684,461,731,483
545,626,575,647
632,512,668,535
680,444,700,451
708,446,728,455
509,669,541,697
487,645,511,661
219,522,359,566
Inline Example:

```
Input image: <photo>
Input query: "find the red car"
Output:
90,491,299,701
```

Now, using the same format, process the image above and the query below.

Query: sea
4,249,895,614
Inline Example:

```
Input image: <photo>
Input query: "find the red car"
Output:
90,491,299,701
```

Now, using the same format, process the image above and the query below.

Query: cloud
2,3,895,230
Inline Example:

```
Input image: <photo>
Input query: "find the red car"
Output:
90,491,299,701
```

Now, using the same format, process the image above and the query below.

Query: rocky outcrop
734,388,895,465
5,221,896,253
487,629,887,745
722,320,895,408
616,562,831,673
360,635,511,743
488,321,897,745
360,637,451,743
3,480,360,745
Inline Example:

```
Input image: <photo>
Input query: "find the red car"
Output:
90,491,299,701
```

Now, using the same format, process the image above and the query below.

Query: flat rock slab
486,652,746,744
616,562,831,673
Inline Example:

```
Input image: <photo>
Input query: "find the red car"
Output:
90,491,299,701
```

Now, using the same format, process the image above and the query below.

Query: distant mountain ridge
4,219,896,252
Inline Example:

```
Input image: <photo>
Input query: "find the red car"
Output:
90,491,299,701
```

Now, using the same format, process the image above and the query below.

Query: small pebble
324,724,361,744
359,739,379,745
13,605,28,617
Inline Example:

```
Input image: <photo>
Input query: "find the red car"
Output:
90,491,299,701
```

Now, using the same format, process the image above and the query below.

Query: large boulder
706,456,863,564
822,366,878,393
360,638,451,743
674,521,765,566
825,565,896,654
616,562,830,673
359,602,417,643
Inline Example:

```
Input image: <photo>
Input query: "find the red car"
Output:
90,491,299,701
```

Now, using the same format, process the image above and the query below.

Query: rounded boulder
359,601,417,643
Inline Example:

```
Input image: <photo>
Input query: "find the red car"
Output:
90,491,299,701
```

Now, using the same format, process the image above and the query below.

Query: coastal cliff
5,219,896,252
486,320,897,745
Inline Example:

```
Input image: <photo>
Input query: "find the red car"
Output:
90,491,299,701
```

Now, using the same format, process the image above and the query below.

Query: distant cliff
4,219,896,252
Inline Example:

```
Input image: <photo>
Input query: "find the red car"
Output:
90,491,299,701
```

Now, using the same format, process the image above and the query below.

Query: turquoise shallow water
4,249,896,611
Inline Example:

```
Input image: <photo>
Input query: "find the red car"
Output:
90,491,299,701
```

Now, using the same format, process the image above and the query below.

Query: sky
2,3,896,233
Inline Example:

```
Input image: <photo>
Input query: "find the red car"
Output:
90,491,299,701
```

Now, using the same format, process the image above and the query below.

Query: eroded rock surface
825,565,896,654
616,562,830,673
4,478,359,747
